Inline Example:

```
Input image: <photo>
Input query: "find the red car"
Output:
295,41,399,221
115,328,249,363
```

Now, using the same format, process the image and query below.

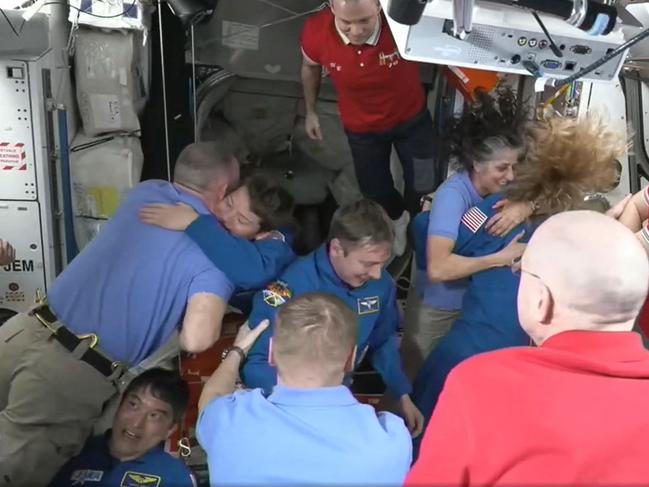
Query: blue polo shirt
185,215,296,292
242,244,411,398
48,180,234,365
197,385,412,485
418,171,483,311
412,194,533,455
49,432,195,487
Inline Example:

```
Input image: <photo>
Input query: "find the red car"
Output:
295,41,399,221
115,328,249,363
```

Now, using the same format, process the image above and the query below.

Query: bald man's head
518,211,649,344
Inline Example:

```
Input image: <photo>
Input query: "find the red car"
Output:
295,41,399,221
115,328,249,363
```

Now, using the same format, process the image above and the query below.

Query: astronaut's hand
233,320,271,355
305,111,323,141
139,203,199,231
606,194,632,220
494,231,526,267
0,240,15,266
486,200,533,237
399,394,425,438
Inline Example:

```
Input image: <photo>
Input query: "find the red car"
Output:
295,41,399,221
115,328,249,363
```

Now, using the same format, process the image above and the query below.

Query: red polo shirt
406,331,649,487
301,9,425,134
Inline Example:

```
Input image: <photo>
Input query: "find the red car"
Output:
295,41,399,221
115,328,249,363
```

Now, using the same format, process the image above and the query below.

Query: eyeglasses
510,257,542,280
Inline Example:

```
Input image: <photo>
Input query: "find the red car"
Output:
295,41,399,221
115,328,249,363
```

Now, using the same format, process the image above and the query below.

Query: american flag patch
461,206,488,233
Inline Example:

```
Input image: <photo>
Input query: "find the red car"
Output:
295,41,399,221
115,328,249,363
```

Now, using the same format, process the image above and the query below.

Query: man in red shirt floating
300,0,435,255
406,210,649,486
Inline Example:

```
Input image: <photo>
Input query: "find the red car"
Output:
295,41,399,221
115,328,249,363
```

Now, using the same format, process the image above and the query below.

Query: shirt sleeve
368,281,412,398
188,267,234,303
427,184,470,241
405,368,472,487
378,412,414,476
185,215,296,291
300,15,322,65
196,391,247,452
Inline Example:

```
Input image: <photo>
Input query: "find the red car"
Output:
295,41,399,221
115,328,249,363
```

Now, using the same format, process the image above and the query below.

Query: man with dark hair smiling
50,368,195,487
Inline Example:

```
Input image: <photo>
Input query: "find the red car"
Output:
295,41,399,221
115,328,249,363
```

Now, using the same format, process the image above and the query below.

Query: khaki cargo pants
400,291,460,381
0,312,118,486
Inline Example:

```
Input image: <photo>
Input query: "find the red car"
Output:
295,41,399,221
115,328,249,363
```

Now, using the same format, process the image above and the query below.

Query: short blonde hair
273,293,358,377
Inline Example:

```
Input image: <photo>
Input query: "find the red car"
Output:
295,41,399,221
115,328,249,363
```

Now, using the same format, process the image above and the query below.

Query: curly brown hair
447,85,531,172
506,115,627,215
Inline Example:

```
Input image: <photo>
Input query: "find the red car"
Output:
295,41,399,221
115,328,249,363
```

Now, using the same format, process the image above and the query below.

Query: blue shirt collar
315,244,381,292
460,171,483,202
172,183,211,215
315,244,348,288
268,385,358,407
98,430,166,465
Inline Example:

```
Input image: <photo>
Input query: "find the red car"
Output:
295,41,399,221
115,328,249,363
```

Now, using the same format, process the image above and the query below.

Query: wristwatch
221,346,246,363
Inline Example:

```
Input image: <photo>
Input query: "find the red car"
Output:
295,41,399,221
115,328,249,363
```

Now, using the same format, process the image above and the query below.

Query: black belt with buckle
33,305,122,378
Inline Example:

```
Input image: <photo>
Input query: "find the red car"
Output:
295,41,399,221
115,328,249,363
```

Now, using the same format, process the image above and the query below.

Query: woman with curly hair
401,87,534,380
410,114,625,457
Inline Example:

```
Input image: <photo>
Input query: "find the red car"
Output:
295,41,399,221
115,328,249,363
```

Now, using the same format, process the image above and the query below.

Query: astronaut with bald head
406,210,649,487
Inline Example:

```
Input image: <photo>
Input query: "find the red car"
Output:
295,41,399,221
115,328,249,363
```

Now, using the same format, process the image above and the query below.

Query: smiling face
214,185,263,239
329,239,392,288
472,146,520,196
331,0,381,45
109,387,176,462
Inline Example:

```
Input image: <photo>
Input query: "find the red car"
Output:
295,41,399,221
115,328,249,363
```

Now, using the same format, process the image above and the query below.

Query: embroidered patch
378,49,401,67
71,469,103,485
461,206,489,233
120,472,161,487
357,296,380,315
263,281,292,307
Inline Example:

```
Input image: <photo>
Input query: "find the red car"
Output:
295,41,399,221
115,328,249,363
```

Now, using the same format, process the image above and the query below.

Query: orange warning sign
0,142,27,171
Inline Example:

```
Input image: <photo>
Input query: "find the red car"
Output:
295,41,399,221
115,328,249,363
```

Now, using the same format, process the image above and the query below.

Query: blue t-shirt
49,433,195,487
417,171,483,311
48,181,234,365
243,245,411,398
411,194,532,457
197,385,412,485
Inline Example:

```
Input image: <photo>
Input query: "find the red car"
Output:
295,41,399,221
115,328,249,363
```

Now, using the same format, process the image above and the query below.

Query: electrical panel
380,0,629,83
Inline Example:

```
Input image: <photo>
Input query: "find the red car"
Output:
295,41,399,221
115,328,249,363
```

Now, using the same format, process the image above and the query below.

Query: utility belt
30,303,125,381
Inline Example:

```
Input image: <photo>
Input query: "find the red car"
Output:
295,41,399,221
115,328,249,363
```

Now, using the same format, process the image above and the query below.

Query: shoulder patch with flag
461,206,488,233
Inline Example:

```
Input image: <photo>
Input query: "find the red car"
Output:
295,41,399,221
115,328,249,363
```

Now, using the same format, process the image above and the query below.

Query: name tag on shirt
357,296,380,315
71,469,103,485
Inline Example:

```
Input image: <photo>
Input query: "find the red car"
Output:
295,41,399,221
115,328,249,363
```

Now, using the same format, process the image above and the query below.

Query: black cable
555,26,649,88
532,11,563,58
0,7,21,36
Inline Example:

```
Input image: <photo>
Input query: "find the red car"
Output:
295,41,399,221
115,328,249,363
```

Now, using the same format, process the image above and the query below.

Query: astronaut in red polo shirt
300,0,435,255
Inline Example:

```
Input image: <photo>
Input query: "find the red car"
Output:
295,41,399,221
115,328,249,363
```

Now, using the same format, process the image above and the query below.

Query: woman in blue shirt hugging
401,86,534,380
